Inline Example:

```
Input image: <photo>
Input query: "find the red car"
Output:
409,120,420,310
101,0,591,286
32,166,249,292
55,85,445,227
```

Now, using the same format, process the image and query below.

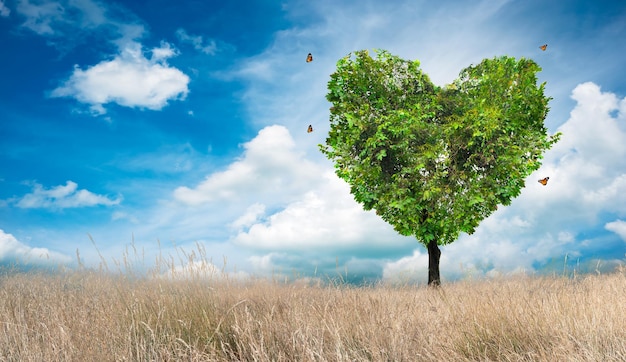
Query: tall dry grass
1,261,625,361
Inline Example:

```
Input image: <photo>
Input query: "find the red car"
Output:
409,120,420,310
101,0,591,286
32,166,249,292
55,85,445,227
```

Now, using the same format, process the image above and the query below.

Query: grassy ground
1,264,625,361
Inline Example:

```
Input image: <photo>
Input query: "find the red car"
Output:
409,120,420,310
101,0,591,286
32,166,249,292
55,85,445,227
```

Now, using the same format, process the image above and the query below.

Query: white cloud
174,125,320,206
555,82,626,165
14,0,188,115
15,0,128,43
606,220,626,242
0,0,10,17
111,211,139,224
229,203,266,230
16,0,64,35
0,229,71,265
51,41,189,114
232,171,409,253
14,181,121,209
69,0,107,25
523,82,626,217
150,41,178,60
176,28,217,55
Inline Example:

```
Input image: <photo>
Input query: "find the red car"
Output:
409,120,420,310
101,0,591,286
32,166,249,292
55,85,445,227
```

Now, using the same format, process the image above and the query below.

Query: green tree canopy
321,49,560,285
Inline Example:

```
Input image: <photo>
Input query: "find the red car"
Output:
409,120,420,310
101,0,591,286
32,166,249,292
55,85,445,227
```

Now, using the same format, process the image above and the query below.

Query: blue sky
1,0,626,283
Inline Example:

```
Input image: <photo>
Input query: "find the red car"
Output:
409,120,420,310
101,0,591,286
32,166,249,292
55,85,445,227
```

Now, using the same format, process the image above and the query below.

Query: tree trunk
427,239,441,286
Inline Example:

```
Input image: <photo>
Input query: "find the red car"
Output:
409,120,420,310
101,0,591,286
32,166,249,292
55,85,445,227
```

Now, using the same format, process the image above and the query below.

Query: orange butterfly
306,53,313,62
307,124,313,133
538,177,549,186
539,44,547,51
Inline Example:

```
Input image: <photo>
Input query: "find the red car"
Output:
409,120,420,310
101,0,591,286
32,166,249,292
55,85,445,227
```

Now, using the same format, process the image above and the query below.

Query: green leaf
323,49,557,252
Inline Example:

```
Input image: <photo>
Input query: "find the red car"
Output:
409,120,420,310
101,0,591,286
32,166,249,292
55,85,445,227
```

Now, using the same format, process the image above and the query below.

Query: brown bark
427,239,441,286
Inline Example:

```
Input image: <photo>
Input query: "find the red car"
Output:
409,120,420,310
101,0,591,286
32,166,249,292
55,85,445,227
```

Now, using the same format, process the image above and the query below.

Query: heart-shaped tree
321,50,560,286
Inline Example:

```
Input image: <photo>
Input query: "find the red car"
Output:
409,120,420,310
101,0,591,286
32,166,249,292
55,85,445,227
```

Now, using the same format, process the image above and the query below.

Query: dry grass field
1,260,625,361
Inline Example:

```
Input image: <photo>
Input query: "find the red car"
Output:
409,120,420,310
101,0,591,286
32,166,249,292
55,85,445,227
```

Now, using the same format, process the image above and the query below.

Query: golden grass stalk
1,256,625,361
